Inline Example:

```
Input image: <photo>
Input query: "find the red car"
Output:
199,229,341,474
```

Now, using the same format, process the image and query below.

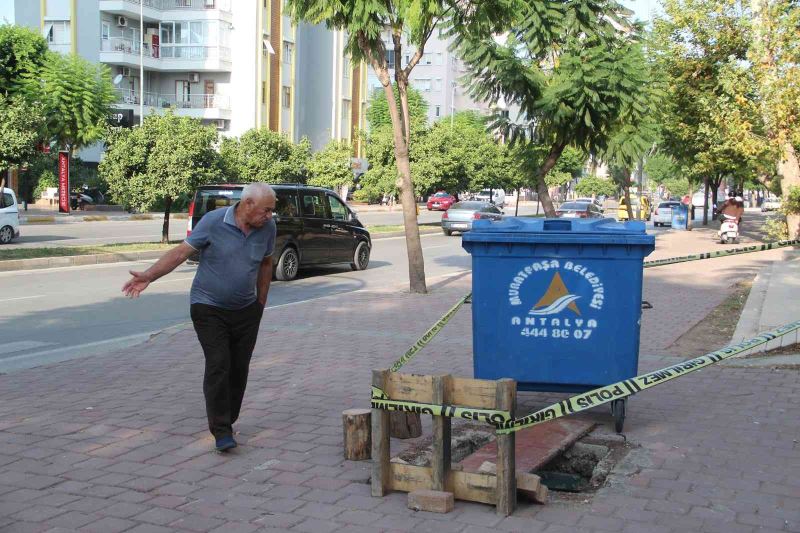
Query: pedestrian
122,183,277,452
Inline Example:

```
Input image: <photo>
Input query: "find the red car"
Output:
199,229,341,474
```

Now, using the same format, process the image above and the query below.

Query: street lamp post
139,0,144,126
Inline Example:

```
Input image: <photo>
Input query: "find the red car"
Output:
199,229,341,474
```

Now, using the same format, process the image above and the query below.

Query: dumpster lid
462,217,655,246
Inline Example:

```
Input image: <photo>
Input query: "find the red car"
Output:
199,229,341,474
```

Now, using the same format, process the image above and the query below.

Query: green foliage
33,170,57,200
99,112,218,214
366,84,428,131
220,128,310,183
662,177,690,198
0,24,49,98
33,53,117,151
783,186,800,215
554,146,586,179
307,140,354,190
644,154,680,184
544,171,572,188
764,215,789,241
575,176,617,198
0,94,45,169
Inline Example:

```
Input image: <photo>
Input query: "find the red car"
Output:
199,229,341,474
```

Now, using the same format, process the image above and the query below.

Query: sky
622,0,664,22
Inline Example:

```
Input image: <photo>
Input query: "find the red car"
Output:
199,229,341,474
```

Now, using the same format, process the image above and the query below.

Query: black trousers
190,301,263,439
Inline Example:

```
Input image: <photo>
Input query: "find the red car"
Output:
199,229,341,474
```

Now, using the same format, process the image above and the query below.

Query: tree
0,95,45,193
307,139,354,192
575,175,617,198
33,53,116,154
0,24,49,98
644,153,681,185
100,112,218,242
220,129,310,184
366,84,428,131
285,0,517,293
457,8,653,217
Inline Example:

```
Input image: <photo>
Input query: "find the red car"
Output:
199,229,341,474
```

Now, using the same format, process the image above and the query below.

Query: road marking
0,340,55,356
375,232,443,243
423,244,453,250
0,295,46,303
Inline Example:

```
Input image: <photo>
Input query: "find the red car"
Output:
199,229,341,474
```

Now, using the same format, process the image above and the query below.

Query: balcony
115,88,231,120
100,37,232,71
100,0,233,23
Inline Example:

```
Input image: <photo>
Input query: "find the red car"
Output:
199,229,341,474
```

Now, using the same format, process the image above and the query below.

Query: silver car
441,201,504,235
653,201,681,227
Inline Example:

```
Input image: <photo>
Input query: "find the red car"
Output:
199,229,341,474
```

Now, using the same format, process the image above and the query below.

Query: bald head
242,182,276,202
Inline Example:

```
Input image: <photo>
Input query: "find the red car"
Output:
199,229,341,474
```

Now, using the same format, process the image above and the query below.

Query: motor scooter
718,214,739,244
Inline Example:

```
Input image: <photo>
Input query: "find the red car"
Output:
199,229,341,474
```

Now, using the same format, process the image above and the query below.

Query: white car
0,187,20,244
653,200,682,227
761,198,782,212
474,189,506,208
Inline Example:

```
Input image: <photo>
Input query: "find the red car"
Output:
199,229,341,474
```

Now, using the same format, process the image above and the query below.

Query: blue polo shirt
185,203,276,310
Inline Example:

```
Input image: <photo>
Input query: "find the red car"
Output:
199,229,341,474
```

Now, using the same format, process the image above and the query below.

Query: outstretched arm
122,242,197,298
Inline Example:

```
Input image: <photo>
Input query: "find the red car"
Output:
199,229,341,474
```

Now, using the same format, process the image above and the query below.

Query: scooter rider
719,195,745,225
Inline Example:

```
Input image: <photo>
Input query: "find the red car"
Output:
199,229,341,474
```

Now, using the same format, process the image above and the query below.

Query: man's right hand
122,271,152,298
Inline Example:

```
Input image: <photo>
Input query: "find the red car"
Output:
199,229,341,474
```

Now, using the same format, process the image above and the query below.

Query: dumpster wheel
610,399,626,433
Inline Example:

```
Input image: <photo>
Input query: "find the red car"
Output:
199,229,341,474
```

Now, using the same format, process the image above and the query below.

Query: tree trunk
535,141,568,217
162,195,172,244
384,80,426,294
702,176,709,226
390,411,422,439
780,145,800,239
686,183,694,230
515,187,520,216
342,409,371,460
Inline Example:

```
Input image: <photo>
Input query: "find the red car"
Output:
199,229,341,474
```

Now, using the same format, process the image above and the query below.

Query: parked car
575,197,605,212
441,201,503,235
653,201,682,227
0,187,20,244
761,197,782,212
474,189,506,208
188,184,371,281
618,196,651,221
556,201,604,219
426,191,457,211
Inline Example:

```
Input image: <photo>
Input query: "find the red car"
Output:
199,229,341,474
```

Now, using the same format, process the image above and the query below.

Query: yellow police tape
371,320,800,433
374,239,800,433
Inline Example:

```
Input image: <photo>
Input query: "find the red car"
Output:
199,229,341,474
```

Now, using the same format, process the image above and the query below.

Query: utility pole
139,0,144,126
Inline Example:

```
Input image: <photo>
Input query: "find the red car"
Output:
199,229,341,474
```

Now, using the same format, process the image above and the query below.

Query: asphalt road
9,205,540,248
0,231,473,373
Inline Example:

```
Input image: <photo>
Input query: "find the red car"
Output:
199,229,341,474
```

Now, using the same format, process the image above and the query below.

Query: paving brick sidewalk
1,229,798,532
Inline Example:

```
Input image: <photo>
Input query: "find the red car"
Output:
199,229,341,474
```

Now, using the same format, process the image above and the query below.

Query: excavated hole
535,436,632,494
392,423,494,467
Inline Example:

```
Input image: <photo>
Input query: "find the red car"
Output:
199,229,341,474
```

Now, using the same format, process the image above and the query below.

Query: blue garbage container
671,203,688,229
462,218,655,394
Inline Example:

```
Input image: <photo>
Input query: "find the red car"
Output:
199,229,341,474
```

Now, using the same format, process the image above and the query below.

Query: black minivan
188,184,371,281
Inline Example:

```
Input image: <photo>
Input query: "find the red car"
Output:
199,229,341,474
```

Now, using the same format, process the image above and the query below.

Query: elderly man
123,183,277,452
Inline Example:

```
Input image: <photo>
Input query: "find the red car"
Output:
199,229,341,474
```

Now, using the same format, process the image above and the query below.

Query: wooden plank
390,463,433,493
390,464,498,506
372,369,391,497
495,378,516,516
451,470,497,505
431,375,451,491
385,373,434,403
449,377,499,409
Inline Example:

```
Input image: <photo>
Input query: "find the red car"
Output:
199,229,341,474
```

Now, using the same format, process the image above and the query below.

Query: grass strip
0,242,178,261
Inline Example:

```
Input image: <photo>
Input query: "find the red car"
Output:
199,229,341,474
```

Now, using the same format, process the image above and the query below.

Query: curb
0,226,444,273
20,214,180,225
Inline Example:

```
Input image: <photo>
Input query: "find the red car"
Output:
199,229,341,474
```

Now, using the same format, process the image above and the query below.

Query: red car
426,192,456,211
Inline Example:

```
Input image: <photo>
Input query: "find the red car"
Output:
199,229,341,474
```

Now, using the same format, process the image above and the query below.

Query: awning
262,39,275,55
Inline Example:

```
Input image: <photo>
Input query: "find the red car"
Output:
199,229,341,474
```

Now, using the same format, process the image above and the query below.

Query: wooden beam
385,373,434,403
431,375,451,491
449,377,499,409
372,369,390,496
389,463,498,505
495,378,516,516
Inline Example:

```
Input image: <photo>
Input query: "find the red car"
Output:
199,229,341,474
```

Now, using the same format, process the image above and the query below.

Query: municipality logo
529,272,581,316
506,260,604,341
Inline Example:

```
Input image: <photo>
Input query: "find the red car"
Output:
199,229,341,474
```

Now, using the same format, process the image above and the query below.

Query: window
435,105,440,117
414,78,431,92
204,0,215,7
276,190,299,217
433,78,442,91
404,54,409,66
283,41,293,63
101,23,110,40
423,54,432,65
262,81,267,104
385,49,395,69
1,192,13,209
435,52,443,65
282,86,291,108
46,21,70,45
342,99,351,122
301,191,326,218
343,56,350,78
327,195,348,221
262,37,274,56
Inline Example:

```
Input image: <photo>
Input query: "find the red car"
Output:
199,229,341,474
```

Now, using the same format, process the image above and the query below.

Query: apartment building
2,0,368,161
365,29,503,127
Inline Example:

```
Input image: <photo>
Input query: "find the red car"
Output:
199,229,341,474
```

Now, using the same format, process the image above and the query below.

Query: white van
0,187,20,244
475,189,506,208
